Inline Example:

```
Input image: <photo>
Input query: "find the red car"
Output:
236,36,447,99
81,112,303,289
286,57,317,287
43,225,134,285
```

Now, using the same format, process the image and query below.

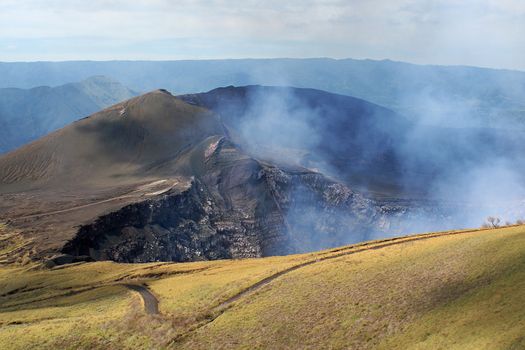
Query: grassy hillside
0,226,524,349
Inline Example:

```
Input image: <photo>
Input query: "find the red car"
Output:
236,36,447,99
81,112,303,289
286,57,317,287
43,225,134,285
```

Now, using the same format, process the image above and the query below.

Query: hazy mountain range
0,76,137,153
1,58,525,129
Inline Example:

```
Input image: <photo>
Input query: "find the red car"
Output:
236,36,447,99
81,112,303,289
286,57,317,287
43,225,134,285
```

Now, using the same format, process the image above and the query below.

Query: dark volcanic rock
63,179,247,262
62,137,379,262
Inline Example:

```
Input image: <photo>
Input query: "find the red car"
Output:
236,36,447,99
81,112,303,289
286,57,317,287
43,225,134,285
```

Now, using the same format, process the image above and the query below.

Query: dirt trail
125,284,159,315
10,194,136,221
1,283,160,314
9,180,178,221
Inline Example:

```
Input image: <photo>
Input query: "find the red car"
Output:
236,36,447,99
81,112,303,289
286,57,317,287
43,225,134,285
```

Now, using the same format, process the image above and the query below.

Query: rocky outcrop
62,138,382,262
62,179,263,262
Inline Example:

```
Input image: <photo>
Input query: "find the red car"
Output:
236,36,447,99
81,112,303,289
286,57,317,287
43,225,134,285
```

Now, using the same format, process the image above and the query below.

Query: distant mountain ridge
1,58,525,129
0,76,137,153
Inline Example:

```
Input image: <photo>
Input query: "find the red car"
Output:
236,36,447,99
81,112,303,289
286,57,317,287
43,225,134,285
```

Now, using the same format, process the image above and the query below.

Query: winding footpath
8,179,178,221
124,284,159,315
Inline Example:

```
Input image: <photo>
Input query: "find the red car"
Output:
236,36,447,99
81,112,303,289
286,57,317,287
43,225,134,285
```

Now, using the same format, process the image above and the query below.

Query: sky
0,0,524,70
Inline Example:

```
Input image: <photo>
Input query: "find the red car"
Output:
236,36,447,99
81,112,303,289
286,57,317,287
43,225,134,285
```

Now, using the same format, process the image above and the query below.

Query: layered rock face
61,137,379,262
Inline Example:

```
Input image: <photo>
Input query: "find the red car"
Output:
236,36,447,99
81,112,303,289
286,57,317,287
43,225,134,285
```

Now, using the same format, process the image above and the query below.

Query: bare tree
485,216,501,228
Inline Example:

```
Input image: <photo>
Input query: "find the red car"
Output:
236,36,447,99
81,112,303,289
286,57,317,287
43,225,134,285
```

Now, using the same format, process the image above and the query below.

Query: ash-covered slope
0,89,382,264
0,76,137,154
0,90,223,190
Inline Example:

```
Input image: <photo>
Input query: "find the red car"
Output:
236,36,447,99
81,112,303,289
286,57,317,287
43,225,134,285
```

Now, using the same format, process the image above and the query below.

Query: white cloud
0,0,523,70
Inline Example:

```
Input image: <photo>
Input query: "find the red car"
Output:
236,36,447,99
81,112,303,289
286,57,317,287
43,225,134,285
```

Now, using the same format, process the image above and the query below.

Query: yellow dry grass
0,226,523,349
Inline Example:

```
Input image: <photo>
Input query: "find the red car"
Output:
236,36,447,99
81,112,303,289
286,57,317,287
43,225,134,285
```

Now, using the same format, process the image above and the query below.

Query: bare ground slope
0,90,224,260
